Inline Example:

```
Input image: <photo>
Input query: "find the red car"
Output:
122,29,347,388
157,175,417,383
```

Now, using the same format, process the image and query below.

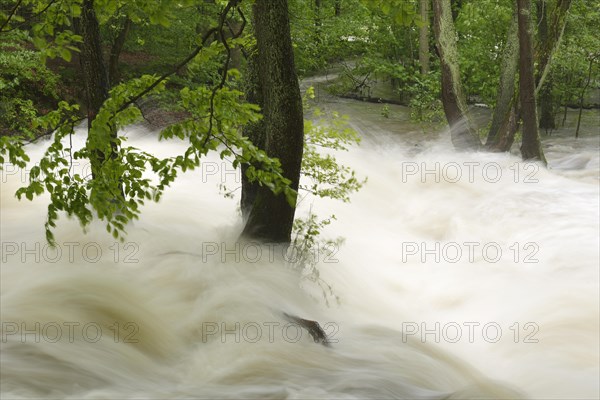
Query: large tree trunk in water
418,0,430,74
517,0,547,164
79,0,115,179
432,0,480,150
241,0,304,243
486,9,519,149
108,17,131,86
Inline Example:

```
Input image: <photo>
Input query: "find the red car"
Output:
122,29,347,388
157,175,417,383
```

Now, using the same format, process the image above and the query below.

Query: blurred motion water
1,100,598,399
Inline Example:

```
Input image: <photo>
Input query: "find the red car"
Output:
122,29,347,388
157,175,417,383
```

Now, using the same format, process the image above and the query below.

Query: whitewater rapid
1,111,598,399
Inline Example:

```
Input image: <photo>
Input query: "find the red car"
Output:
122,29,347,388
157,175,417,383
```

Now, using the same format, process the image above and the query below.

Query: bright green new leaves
360,0,419,26
14,76,166,244
161,78,298,208
301,86,365,202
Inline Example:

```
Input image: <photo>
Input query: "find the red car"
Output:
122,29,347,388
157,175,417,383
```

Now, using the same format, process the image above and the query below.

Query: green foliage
550,0,600,111
359,0,419,26
288,212,342,306
0,30,60,137
289,0,370,75
455,0,513,105
301,86,365,202
381,103,390,118
284,86,365,304
406,71,445,124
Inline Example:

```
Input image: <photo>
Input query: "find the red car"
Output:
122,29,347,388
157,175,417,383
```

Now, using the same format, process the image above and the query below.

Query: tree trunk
494,104,520,152
79,0,115,178
241,0,305,243
536,0,555,132
334,0,341,16
517,0,547,164
535,0,572,94
486,9,519,148
108,17,131,86
432,0,481,150
538,77,555,133
418,0,430,74
488,0,571,151
240,47,265,219
575,57,594,138
314,0,322,44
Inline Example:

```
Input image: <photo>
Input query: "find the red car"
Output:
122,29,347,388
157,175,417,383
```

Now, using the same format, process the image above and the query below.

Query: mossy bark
241,0,304,243
486,10,519,149
518,0,547,164
240,47,265,219
432,0,481,150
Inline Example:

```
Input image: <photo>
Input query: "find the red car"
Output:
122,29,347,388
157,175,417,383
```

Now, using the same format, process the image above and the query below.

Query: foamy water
1,119,598,399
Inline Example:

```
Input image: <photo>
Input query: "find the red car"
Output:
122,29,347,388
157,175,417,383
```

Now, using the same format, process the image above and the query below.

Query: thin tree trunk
314,0,322,43
535,0,572,94
575,57,594,138
419,0,430,74
536,0,555,132
241,0,304,243
538,77,555,133
108,17,131,86
334,0,341,16
517,0,547,163
432,0,481,150
486,9,519,148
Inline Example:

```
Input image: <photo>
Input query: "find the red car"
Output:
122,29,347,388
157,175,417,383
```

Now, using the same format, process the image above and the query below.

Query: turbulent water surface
1,97,599,399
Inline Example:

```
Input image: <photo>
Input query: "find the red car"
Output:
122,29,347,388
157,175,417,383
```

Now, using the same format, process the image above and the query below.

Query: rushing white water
1,105,598,399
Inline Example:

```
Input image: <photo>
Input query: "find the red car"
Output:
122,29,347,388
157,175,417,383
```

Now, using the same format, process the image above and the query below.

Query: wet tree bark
517,0,547,163
241,0,304,243
419,0,430,75
79,0,115,178
432,0,481,150
240,47,265,219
